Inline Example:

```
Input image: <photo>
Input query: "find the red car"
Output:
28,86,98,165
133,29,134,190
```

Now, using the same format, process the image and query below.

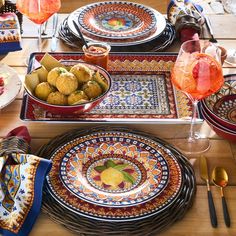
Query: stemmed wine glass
16,0,61,52
171,39,224,154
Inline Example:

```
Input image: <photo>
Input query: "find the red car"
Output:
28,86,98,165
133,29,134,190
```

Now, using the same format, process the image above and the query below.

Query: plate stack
58,1,176,52
200,74,236,142
38,126,196,235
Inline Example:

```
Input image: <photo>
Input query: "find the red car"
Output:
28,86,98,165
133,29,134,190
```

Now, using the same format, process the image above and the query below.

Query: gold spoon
212,167,230,227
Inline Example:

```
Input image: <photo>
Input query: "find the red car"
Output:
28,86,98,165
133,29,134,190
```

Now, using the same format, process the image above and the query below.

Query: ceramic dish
213,94,236,123
45,130,182,221
24,61,112,115
76,1,157,39
59,133,170,207
0,63,21,109
59,17,175,52
201,74,236,129
202,108,236,142
67,7,166,46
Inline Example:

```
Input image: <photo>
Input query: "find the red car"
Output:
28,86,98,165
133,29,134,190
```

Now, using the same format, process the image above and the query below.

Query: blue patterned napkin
0,126,52,236
0,12,22,54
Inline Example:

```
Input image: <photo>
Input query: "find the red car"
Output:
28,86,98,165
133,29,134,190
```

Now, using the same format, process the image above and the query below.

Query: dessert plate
45,130,182,221
0,63,21,109
77,1,157,39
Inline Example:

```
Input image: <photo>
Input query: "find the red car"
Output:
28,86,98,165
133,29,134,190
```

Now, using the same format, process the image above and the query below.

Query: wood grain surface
0,1,236,235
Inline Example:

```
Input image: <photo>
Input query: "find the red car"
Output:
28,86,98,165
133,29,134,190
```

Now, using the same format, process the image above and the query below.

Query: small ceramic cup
82,42,111,70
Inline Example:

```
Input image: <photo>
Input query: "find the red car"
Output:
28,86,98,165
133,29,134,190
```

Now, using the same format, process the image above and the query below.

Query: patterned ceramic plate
45,130,182,221
59,17,175,52
67,7,166,46
202,74,236,125
76,1,157,39
213,94,236,123
0,63,21,109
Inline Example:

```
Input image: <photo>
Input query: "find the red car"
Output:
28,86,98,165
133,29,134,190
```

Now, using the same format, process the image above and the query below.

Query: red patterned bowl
25,62,112,115
202,108,236,142
201,74,236,130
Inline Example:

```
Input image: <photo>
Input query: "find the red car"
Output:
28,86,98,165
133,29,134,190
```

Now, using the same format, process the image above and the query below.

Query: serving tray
20,52,202,123
39,126,196,235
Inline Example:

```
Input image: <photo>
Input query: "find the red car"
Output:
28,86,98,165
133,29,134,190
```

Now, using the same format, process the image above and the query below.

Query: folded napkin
0,12,22,54
0,126,52,236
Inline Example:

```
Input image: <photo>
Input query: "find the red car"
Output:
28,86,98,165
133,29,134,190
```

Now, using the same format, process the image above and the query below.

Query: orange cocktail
16,0,61,24
171,53,224,100
170,39,224,154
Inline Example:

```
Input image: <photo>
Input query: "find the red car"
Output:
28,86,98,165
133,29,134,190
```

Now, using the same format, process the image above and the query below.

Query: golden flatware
199,156,217,227
212,167,230,227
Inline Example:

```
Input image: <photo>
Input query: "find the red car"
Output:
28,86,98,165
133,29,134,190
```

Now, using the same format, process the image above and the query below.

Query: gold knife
200,155,218,227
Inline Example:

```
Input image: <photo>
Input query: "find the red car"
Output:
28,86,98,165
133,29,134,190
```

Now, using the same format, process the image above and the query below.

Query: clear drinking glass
171,40,224,154
16,0,61,51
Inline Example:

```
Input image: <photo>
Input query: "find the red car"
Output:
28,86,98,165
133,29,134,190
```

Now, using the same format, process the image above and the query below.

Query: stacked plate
201,74,236,142
38,127,196,235
58,1,176,52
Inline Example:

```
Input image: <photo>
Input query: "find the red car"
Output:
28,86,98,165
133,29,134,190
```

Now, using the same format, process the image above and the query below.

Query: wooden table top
0,7,236,236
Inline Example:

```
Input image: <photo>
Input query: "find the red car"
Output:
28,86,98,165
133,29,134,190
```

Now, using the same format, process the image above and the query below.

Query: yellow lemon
100,167,124,187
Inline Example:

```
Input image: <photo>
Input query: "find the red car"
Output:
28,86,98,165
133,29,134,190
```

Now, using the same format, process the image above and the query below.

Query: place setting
1,0,236,236
38,125,196,235
57,1,176,52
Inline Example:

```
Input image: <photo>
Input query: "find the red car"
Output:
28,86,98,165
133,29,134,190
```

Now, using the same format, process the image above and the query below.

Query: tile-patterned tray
20,52,202,123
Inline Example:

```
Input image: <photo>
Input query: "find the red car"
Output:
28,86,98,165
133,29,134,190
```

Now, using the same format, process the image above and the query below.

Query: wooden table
1,9,236,236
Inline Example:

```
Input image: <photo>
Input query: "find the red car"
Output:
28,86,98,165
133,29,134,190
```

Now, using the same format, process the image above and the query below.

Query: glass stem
38,24,42,52
189,100,198,141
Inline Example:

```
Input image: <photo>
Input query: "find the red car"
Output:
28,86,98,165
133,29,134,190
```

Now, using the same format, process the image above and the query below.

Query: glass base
174,133,210,155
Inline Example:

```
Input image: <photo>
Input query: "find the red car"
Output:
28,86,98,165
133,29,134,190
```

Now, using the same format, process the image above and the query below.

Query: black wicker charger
37,126,196,236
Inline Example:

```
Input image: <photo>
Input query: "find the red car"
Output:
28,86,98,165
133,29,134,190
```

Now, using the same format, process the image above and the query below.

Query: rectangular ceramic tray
20,52,202,124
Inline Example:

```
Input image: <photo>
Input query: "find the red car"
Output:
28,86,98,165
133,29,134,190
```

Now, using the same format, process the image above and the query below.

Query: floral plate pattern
76,1,157,39
45,131,182,221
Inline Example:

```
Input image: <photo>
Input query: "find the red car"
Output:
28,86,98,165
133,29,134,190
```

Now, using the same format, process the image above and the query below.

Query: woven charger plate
38,127,196,235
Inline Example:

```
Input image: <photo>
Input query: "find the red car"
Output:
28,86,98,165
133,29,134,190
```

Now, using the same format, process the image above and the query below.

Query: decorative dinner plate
45,130,182,221
59,17,175,52
0,63,21,109
67,6,166,46
76,1,157,39
20,52,203,123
